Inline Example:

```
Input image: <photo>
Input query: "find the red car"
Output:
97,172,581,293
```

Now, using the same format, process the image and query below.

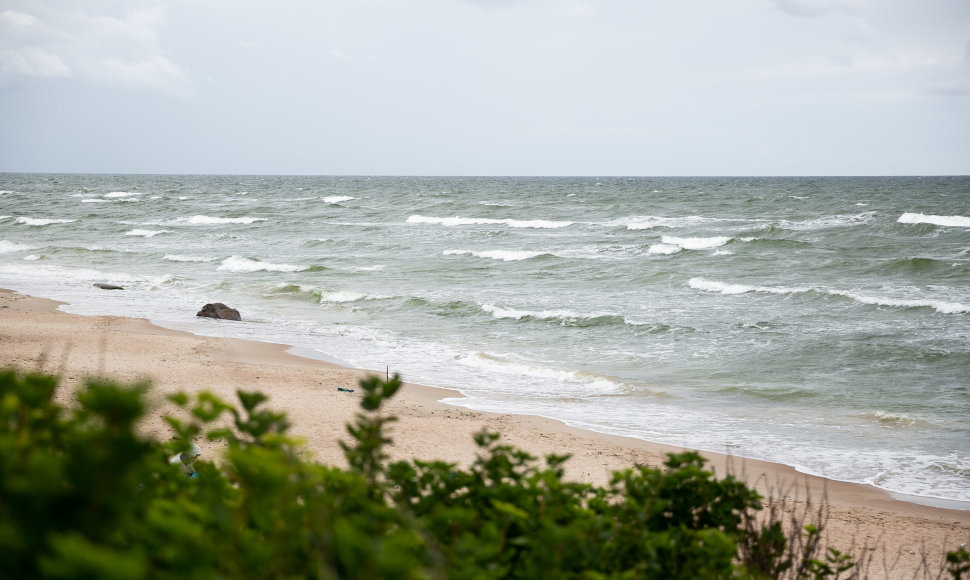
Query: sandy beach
1,288,967,577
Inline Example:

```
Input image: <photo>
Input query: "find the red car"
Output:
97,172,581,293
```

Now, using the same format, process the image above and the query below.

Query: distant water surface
1,174,968,504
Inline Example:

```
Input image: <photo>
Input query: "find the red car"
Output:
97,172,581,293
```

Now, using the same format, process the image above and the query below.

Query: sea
1,174,968,507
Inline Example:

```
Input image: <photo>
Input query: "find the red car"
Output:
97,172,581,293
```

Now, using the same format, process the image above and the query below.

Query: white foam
481,303,557,319
689,277,811,296
480,303,616,323
15,217,77,226
871,411,920,427
410,215,504,226
831,290,970,314
444,249,546,261
216,256,307,272
104,191,143,198
690,278,970,314
164,215,267,226
610,215,722,230
647,243,681,255
323,196,355,204
0,263,145,284
0,240,34,253
778,212,876,231
506,219,572,229
318,290,368,303
661,235,732,250
0,190,12,194
125,229,167,237
458,352,626,392
409,215,571,229
897,213,970,228
164,254,216,262
81,198,111,203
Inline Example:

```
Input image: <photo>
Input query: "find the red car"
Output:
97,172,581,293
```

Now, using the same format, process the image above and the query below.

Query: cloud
0,3,190,95
0,9,68,82
0,9,36,27
770,0,857,18
0,45,70,79
924,83,970,96
92,54,190,94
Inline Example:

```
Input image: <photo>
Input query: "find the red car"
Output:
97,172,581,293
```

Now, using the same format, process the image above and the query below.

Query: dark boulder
94,283,124,290
196,303,241,321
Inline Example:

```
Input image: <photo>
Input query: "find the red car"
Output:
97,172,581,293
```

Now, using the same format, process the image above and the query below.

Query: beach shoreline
1,287,967,577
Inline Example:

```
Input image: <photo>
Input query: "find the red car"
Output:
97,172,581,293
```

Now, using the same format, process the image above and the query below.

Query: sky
1,0,968,176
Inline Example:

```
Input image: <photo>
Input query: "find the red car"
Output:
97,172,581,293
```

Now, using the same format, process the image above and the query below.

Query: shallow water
1,174,968,502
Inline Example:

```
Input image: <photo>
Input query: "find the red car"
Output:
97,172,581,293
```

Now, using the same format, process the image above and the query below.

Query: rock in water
94,283,124,290
196,303,241,321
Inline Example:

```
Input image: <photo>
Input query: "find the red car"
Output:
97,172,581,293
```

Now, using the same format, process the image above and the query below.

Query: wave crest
164,254,216,262
444,249,548,261
15,217,76,226
777,212,876,231
0,240,34,253
458,352,628,392
660,235,732,251
480,303,626,327
217,256,308,272
125,229,167,237
610,215,717,230
689,277,969,314
897,213,970,228
165,215,267,226
409,214,572,229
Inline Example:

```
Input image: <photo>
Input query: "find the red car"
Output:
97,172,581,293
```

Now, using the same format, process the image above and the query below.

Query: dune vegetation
1,368,967,579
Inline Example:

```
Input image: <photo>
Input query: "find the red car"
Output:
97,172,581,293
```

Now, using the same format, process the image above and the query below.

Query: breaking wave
268,284,370,304
479,303,627,327
217,256,308,272
15,217,77,226
689,277,969,314
162,215,267,226
444,249,549,261
608,215,725,230
776,212,876,231
163,254,217,262
647,236,742,254
0,240,34,253
125,229,167,237
457,351,628,393
897,213,970,228
409,215,572,228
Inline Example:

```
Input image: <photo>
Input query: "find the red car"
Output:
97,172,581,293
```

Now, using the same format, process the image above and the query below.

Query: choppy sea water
1,174,968,505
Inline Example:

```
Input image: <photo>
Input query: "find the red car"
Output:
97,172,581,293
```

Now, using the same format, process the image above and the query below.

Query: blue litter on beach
338,387,355,393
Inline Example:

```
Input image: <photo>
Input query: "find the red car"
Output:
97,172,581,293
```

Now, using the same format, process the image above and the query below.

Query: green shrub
1,367,965,578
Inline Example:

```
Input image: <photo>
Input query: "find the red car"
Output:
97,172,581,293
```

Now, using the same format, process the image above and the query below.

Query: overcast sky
1,0,968,176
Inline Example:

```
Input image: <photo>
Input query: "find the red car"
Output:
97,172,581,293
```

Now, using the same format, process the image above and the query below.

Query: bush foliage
2,368,967,579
